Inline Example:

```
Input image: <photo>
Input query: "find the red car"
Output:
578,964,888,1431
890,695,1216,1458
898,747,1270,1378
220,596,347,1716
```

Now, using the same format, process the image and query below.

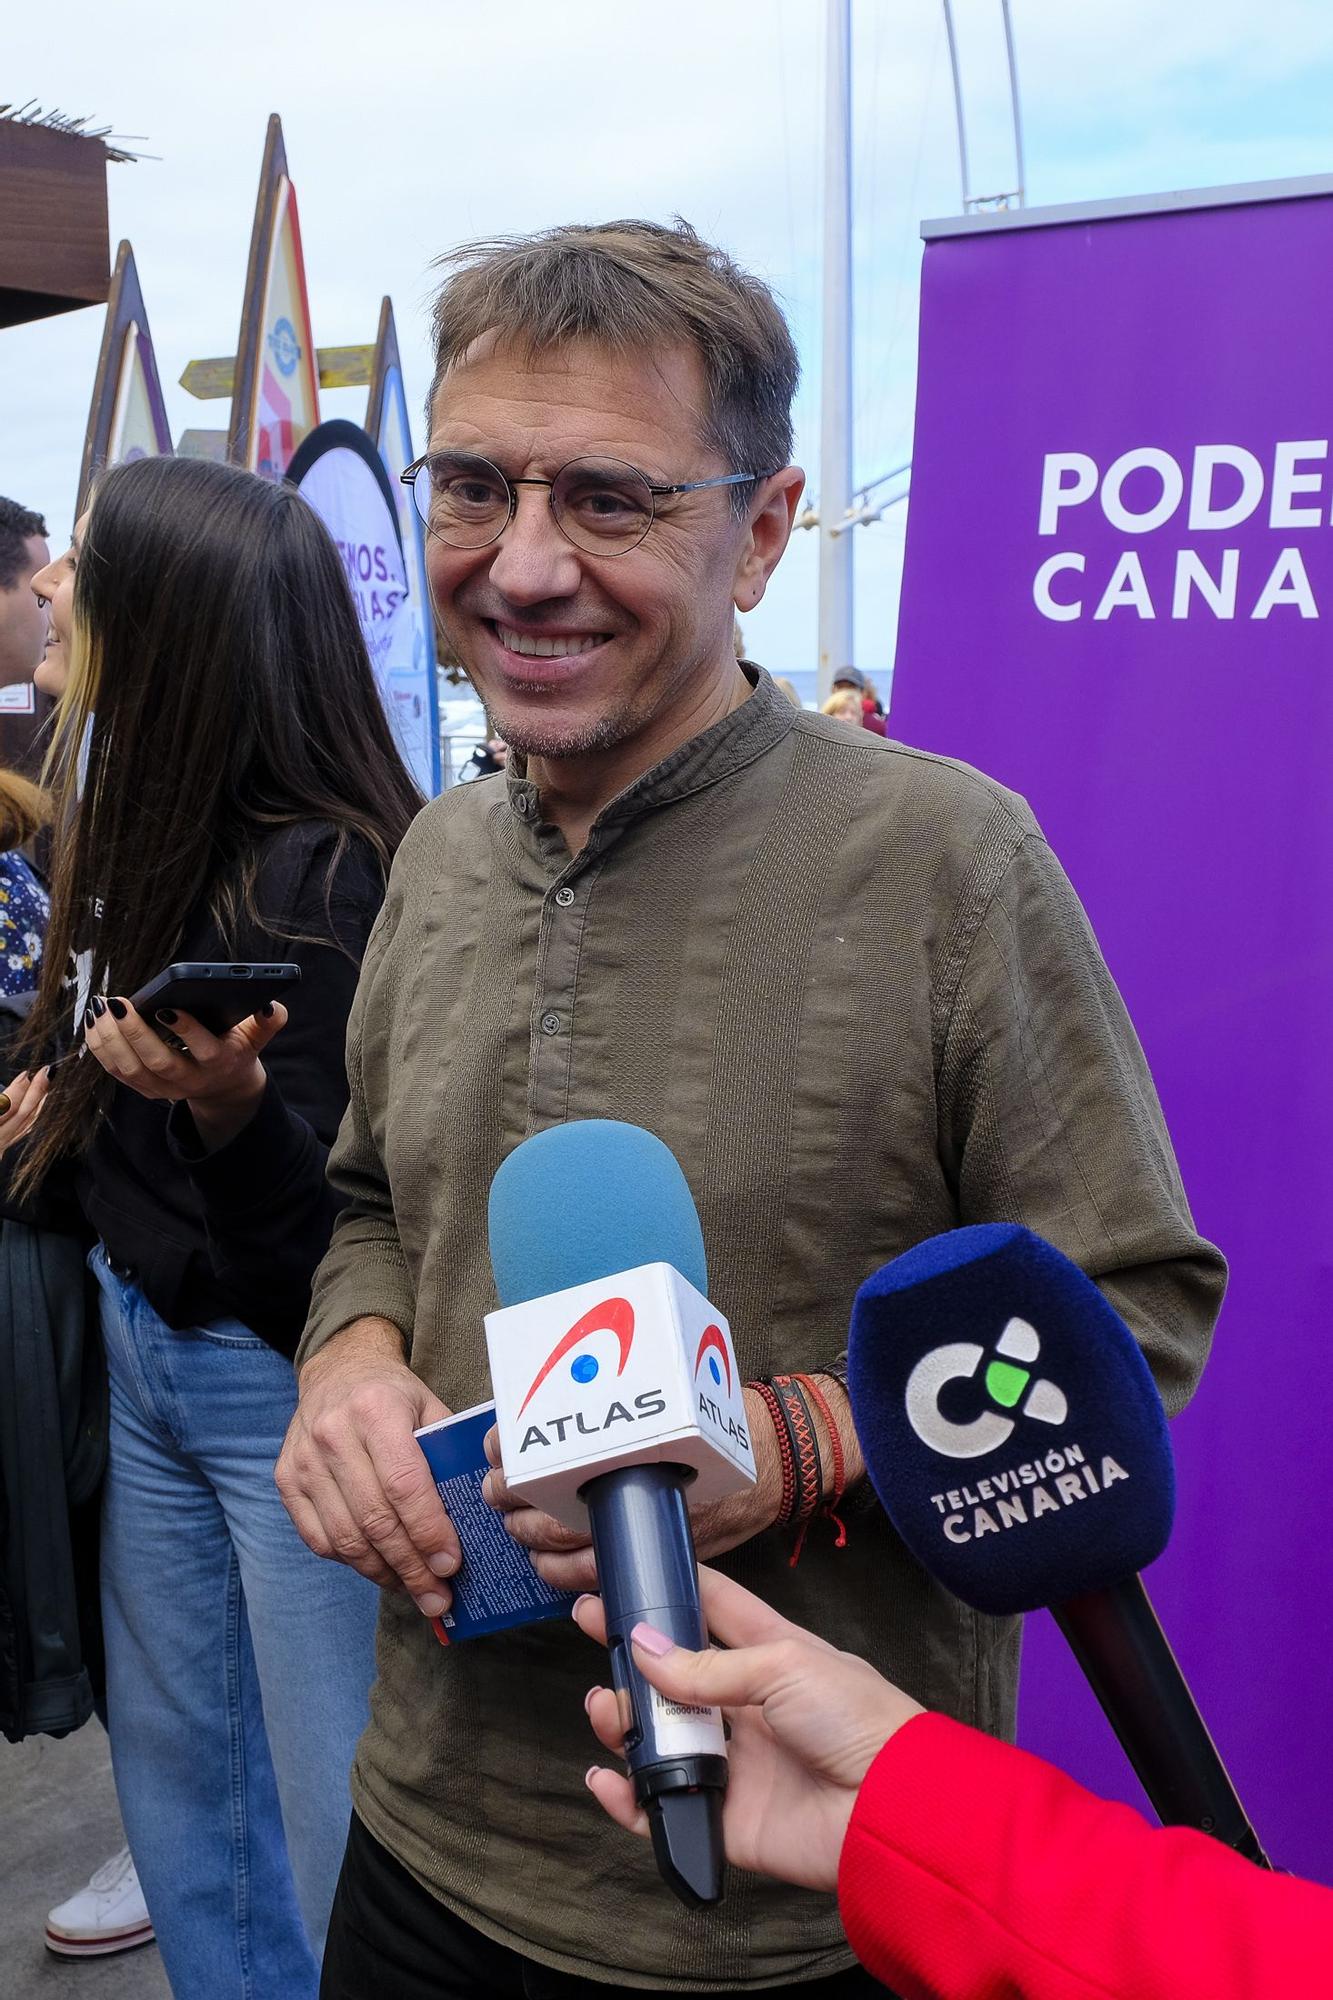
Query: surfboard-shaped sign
228,114,320,479
366,296,442,794
77,240,173,515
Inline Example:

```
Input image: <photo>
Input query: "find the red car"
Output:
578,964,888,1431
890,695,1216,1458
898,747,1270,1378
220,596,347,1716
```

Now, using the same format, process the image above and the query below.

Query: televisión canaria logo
906,1316,1068,1460
906,1318,1129,1546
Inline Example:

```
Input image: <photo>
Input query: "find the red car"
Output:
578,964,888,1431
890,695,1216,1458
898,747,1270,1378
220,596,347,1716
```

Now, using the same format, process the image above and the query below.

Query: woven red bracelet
796,1373,846,1503
749,1379,797,1527
796,1372,849,1552
771,1375,822,1525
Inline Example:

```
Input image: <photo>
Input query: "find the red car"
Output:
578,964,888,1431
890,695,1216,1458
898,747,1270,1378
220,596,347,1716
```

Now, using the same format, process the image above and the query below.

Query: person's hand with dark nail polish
82,993,293,1151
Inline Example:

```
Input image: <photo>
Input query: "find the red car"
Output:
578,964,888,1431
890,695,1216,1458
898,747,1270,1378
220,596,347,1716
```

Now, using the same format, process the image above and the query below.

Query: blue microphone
848,1223,1269,1864
488,1121,729,1908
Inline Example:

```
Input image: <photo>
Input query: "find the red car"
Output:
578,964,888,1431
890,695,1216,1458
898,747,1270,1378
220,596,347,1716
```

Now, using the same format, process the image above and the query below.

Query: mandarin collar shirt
302,666,1224,1989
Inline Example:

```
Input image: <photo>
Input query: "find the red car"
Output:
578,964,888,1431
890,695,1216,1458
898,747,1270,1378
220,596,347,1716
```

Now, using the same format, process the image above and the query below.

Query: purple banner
891,183,1333,1881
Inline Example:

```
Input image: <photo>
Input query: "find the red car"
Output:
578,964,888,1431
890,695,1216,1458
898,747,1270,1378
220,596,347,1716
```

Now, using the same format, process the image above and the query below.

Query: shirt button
540,1011,561,1035
554,886,575,907
513,793,532,817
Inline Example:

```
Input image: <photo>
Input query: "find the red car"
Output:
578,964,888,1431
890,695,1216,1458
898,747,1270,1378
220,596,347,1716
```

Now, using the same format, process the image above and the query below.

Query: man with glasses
279,220,1224,1997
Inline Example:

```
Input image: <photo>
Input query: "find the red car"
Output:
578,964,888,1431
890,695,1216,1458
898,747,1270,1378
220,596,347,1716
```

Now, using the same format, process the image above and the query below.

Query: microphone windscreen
848,1224,1174,1613
488,1120,708,1308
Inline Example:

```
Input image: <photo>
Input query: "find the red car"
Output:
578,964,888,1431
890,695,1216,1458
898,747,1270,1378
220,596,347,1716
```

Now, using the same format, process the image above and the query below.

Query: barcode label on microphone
647,1685,726,1759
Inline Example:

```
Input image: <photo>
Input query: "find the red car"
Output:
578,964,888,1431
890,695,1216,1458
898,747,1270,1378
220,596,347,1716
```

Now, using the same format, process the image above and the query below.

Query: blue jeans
94,1246,381,2000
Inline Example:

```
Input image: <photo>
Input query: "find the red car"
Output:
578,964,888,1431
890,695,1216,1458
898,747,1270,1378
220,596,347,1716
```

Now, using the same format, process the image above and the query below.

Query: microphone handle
583,1464,727,1908
1052,1574,1270,1867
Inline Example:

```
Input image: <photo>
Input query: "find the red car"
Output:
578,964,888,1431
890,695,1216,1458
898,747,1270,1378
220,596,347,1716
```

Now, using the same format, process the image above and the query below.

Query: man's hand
479,1385,784,1594
276,1317,461,1618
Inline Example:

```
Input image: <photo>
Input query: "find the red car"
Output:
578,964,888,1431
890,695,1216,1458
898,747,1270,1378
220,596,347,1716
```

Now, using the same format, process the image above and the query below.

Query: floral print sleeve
0,850,50,997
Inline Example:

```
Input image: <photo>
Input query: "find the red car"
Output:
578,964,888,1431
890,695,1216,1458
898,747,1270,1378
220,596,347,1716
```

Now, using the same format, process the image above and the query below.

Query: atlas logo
518,1297,634,1415
693,1323,749,1455
905,1318,1068,1460
693,1325,732,1394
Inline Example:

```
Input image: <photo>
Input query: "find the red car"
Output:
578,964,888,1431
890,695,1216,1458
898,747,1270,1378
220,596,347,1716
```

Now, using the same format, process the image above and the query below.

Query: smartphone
128,961,302,1038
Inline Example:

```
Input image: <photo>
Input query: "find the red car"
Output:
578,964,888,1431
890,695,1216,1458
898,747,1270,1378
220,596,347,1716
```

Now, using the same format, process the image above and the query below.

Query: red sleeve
837,1712,1330,2000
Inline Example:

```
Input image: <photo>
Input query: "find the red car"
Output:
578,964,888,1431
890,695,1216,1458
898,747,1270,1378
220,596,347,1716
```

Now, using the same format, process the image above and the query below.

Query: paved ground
2,1724,168,2000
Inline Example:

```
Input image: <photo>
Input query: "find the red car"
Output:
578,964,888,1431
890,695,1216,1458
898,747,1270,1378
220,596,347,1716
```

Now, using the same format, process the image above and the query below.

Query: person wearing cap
831,666,887,736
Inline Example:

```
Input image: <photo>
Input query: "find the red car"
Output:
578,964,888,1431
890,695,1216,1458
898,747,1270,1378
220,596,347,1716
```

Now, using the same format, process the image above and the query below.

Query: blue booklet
415,1401,578,1643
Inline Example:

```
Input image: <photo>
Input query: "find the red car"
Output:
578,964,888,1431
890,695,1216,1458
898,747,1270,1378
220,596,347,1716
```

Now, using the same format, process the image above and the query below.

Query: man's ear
733,468,805,612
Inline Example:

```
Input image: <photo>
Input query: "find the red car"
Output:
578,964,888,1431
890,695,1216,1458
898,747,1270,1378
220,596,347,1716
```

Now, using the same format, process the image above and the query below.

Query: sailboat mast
817,0,853,703
942,0,972,208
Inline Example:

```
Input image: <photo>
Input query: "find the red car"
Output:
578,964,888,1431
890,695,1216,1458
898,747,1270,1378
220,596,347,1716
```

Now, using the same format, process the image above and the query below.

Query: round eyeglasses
401,452,774,558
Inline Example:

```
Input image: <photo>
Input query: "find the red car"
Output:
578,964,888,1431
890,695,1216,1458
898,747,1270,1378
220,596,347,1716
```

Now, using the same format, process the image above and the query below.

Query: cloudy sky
6,0,1333,683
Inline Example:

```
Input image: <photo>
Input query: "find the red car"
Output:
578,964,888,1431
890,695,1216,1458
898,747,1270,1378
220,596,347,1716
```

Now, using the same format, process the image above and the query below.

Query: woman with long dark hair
19,455,423,2000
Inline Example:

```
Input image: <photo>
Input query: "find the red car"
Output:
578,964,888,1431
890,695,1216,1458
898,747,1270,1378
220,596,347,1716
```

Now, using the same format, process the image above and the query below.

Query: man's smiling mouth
491,622,611,660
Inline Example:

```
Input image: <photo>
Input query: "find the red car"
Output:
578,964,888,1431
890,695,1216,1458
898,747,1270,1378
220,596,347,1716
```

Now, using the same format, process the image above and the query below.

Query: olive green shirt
301,667,1225,1990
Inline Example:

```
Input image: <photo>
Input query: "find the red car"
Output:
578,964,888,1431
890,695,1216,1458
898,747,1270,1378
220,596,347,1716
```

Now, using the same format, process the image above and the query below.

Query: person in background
15,455,422,2000
576,1567,1325,2000
831,666,886,737
0,496,50,701
461,731,509,779
0,503,148,1961
820,688,863,725
0,502,54,992
859,673,886,730
771,675,803,708
0,769,50,1014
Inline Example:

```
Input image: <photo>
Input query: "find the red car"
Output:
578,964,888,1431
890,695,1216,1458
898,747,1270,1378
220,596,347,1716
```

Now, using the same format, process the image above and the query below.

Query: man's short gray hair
427,219,799,515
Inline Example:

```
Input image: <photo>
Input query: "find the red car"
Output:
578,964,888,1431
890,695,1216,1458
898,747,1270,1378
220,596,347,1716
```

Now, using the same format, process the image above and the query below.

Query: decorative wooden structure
0,106,130,328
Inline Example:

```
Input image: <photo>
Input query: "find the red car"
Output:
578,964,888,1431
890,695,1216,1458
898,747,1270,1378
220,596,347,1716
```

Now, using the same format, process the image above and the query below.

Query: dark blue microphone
487,1121,731,1908
849,1223,1269,1864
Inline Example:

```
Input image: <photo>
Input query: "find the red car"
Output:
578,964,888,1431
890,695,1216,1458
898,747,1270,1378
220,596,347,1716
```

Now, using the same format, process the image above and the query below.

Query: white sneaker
45,1846,155,1958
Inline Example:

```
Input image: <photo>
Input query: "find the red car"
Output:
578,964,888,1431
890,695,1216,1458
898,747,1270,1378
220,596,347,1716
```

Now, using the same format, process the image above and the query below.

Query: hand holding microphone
577,1574,1326,2000
576,1564,923,1892
479,1401,781,1593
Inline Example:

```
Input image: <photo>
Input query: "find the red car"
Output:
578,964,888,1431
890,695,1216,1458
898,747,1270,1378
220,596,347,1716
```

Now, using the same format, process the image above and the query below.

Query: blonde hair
820,690,862,723
41,613,98,800
0,768,50,850
772,676,803,708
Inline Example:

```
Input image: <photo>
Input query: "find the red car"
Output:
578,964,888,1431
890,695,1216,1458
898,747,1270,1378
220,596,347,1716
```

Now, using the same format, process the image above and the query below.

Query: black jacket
0,1213,105,1742
0,974,105,1744
77,822,388,1358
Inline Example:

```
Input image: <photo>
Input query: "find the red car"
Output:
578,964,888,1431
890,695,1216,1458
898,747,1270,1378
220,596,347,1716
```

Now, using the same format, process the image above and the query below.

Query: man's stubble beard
488,697,633,763
443,614,646,762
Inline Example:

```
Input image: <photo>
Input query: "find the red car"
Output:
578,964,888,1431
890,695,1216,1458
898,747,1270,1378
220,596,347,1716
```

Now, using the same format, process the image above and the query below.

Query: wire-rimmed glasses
401,451,774,557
